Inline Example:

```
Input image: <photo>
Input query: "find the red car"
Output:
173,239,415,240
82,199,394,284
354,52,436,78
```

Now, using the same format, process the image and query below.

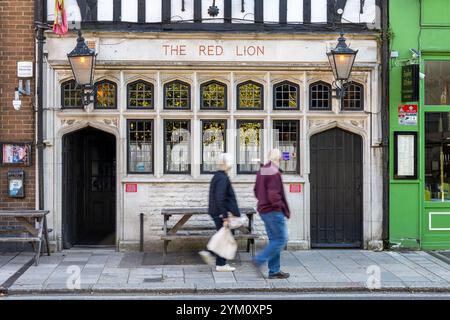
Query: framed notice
394,132,417,179
1,142,32,166
8,170,25,198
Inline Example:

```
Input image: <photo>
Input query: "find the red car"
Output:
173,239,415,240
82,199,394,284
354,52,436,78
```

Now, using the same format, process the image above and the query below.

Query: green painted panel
429,212,450,230
421,30,450,52
422,0,450,26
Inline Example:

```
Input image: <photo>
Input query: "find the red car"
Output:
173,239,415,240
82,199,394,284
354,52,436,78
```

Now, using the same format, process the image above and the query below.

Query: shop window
61,80,83,109
273,120,300,174
342,82,364,110
164,120,191,174
425,61,450,106
201,120,227,173
164,80,191,110
237,120,263,174
200,81,227,110
309,81,332,110
273,81,300,110
425,112,450,201
127,80,154,109
237,81,264,110
127,120,153,173
95,80,117,109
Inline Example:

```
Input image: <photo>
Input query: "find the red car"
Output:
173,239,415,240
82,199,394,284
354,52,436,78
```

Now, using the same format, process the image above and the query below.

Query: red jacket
253,162,291,219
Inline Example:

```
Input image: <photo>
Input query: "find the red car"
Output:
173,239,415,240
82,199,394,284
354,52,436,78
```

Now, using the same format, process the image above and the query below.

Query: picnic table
161,207,258,263
0,210,50,265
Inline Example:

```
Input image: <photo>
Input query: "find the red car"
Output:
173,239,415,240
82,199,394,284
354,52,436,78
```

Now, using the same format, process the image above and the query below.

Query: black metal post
35,0,46,212
140,213,144,252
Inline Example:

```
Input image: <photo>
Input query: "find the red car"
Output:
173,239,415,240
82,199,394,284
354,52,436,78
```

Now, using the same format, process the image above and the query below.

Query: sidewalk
2,249,450,295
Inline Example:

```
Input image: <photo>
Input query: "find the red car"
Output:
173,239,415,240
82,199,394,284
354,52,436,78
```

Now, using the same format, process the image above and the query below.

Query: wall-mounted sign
398,104,418,125
125,183,138,193
8,170,25,198
401,64,419,102
394,132,417,180
289,184,302,193
17,61,33,78
1,142,32,166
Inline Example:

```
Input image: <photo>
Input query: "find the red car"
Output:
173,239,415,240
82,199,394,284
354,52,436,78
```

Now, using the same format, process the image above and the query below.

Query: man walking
253,149,290,279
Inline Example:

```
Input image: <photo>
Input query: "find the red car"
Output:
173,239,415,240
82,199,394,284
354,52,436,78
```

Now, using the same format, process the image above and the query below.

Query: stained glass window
237,81,264,110
200,81,227,110
237,120,263,173
309,81,332,110
128,120,153,173
61,80,83,109
273,120,299,174
95,80,117,109
164,80,191,110
164,120,191,173
342,82,364,110
273,81,300,110
127,81,154,109
201,120,226,173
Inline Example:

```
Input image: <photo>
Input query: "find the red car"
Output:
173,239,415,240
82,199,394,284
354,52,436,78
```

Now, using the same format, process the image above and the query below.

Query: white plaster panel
342,0,377,24
287,0,303,23
202,0,225,23
311,0,327,23
97,0,114,21
171,0,194,22
122,0,138,22
232,0,255,23
146,0,162,22
264,0,279,23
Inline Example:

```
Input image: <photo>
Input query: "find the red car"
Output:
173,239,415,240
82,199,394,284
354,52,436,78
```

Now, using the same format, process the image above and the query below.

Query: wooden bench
161,207,258,263
0,210,51,266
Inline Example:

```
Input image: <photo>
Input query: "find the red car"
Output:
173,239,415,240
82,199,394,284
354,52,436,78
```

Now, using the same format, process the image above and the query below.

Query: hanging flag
53,0,68,36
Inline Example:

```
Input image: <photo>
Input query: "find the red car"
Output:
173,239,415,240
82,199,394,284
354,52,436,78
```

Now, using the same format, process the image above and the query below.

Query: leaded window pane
128,81,153,109
342,82,364,110
95,81,117,109
273,120,299,174
274,82,299,110
164,81,190,109
310,82,331,110
128,120,153,173
201,120,226,173
61,80,82,108
201,81,227,109
164,120,191,173
238,82,263,110
237,121,263,173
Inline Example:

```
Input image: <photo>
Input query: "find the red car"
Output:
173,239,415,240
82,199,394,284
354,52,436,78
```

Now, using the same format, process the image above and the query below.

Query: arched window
342,82,364,110
61,80,82,109
309,81,332,110
164,80,191,110
237,81,264,110
127,80,154,109
95,80,117,109
273,81,300,110
200,81,227,110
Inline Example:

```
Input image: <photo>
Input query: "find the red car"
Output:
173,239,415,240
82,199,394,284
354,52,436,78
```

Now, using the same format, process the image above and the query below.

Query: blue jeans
253,211,288,275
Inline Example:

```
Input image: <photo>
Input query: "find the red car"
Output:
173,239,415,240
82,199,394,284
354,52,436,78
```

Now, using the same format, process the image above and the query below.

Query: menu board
394,132,417,179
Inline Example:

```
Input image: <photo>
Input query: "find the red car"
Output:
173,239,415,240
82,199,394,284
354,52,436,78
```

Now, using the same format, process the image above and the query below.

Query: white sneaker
215,264,236,272
199,251,215,266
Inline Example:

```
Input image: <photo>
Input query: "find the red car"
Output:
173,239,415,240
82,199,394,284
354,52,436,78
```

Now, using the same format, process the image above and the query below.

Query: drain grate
143,276,164,283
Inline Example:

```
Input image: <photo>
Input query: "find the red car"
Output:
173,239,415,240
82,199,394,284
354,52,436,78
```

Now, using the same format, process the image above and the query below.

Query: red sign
289,184,302,193
125,183,137,193
398,104,418,125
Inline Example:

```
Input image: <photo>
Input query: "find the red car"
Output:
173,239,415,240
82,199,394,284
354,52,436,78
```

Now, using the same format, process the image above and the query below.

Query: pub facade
42,0,385,251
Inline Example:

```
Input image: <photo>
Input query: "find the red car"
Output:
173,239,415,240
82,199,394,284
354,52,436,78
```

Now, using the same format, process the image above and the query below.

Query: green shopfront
390,0,450,249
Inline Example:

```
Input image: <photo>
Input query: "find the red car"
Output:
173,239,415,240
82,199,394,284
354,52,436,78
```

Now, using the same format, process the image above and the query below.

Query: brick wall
0,0,36,210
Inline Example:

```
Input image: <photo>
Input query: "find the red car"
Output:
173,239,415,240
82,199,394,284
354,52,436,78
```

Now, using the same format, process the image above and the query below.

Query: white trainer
199,250,215,266
215,264,236,272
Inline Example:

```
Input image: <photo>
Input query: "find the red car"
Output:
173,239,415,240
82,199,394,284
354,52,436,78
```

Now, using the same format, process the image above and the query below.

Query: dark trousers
209,217,226,266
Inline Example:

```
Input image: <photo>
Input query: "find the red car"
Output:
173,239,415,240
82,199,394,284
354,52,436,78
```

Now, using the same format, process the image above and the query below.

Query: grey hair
268,149,282,163
217,153,233,171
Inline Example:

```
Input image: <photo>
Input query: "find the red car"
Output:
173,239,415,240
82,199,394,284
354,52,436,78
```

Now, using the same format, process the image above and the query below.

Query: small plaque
289,184,302,193
17,61,33,78
8,170,25,198
125,183,138,193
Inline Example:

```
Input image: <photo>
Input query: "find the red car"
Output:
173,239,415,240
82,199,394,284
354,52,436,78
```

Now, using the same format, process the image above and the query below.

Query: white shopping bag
227,215,248,229
207,227,237,260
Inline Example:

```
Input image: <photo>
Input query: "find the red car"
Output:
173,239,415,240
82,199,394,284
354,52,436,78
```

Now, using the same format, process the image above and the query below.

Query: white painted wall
311,0,327,23
287,0,303,23
264,0,279,23
121,0,138,22
171,0,194,22
97,0,114,21
342,0,377,24
232,0,254,23
146,0,162,22
202,0,225,23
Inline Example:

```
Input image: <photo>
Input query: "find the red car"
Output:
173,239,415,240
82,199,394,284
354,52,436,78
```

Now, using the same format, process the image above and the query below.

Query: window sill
121,174,305,184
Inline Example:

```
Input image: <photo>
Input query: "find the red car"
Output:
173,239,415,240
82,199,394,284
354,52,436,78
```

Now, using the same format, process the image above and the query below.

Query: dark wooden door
310,128,363,248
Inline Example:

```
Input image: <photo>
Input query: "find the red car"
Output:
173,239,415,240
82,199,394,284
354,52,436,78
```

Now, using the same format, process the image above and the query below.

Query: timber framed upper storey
46,0,381,33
